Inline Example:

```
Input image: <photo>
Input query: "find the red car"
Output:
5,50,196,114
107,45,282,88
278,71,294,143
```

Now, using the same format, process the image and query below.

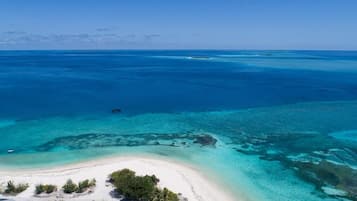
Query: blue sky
1,0,357,50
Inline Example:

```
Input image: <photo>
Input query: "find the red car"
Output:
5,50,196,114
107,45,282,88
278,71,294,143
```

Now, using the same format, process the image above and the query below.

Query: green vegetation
3,181,29,195
152,188,180,201
109,169,179,201
35,184,57,194
62,178,96,194
77,179,96,193
62,179,78,194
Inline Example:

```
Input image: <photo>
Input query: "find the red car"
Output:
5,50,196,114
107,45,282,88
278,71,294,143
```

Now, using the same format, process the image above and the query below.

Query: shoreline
0,155,238,201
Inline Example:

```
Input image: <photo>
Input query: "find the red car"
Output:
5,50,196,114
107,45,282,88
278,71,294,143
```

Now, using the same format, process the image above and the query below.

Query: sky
0,0,357,50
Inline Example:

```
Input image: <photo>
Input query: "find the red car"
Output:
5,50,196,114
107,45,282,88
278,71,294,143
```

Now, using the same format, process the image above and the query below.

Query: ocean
0,50,356,201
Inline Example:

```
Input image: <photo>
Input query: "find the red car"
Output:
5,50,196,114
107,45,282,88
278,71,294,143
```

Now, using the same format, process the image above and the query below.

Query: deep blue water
1,50,357,119
0,50,357,201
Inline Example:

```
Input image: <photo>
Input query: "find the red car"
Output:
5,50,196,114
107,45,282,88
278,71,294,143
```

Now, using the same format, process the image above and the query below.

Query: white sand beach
0,156,236,201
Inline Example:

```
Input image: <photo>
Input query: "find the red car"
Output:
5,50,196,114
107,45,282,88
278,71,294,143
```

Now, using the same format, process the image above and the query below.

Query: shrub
62,179,78,194
77,179,96,193
4,181,29,195
35,184,57,194
109,169,179,201
149,175,160,185
77,179,89,193
110,169,155,200
45,184,57,194
127,175,156,200
153,188,179,201
61,178,96,194
110,169,136,195
89,178,96,187
4,181,16,194
109,168,135,184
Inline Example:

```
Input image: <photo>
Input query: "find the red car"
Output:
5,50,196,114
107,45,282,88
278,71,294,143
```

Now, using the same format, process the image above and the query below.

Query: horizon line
0,48,357,51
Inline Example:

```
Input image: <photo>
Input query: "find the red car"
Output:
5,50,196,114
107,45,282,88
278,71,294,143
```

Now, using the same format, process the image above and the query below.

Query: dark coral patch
35,132,217,152
193,134,217,146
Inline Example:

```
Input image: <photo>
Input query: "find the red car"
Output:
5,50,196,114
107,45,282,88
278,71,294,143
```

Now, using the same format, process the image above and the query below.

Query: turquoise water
0,50,357,201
